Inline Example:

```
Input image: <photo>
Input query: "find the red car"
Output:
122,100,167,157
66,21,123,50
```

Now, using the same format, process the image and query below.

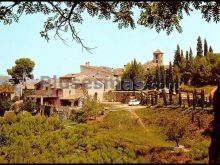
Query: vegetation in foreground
0,103,212,163
135,106,212,163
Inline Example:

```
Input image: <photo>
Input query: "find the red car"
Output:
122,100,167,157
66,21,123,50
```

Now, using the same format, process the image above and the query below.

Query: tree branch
67,2,78,20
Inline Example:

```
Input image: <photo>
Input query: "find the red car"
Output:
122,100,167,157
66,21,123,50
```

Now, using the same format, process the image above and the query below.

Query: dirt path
210,86,218,97
130,109,148,132
109,103,148,132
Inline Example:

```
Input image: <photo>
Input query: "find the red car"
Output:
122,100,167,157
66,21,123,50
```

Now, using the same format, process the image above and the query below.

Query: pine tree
122,59,146,90
168,61,174,91
189,47,194,64
182,50,192,85
160,65,166,88
186,51,189,62
209,46,213,53
180,49,186,69
197,36,203,57
173,44,181,67
155,66,160,89
204,38,208,56
181,49,184,59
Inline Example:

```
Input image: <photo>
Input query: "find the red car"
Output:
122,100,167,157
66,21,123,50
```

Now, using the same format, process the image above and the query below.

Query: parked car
128,99,140,106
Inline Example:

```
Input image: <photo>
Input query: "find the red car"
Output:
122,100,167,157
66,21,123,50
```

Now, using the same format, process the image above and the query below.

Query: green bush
82,90,104,118
164,118,186,147
69,109,87,123
10,100,24,114
22,99,37,114
0,98,12,116
0,114,144,163
189,140,209,162
4,111,17,125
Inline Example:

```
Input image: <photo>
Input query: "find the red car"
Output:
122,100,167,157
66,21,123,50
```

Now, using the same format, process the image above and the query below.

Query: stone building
143,49,168,70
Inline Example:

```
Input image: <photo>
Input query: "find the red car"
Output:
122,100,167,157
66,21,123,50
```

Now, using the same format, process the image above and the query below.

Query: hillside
0,104,213,163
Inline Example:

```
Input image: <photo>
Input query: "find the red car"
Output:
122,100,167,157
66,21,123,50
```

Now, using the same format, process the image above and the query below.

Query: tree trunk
179,90,182,106
162,89,167,106
169,89,173,105
201,89,205,109
146,93,149,106
151,93,154,106
187,92,190,107
175,139,179,147
155,91,158,105
193,88,196,110
209,84,220,163
140,91,143,105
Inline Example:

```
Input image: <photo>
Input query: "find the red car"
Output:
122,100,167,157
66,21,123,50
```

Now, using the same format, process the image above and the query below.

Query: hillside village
2,1,220,164
0,49,168,109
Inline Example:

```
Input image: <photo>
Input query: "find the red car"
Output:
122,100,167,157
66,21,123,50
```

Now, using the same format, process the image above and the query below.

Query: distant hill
0,75,11,84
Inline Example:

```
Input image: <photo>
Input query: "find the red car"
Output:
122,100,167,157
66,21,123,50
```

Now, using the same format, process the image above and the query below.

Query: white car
128,99,140,106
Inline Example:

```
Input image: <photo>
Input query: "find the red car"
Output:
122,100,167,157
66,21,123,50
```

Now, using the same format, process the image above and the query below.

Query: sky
1,8,220,79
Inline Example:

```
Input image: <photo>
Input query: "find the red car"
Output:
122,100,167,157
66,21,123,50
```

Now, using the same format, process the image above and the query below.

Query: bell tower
153,49,163,65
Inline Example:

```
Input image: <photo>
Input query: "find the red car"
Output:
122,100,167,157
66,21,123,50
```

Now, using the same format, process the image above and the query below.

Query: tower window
156,59,158,63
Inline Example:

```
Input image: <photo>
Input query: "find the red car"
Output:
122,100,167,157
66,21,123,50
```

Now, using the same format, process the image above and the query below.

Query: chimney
85,62,90,67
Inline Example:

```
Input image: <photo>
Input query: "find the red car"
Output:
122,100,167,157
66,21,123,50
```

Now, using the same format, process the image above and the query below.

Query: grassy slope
60,104,212,163
135,107,211,163
96,110,172,148
180,84,217,95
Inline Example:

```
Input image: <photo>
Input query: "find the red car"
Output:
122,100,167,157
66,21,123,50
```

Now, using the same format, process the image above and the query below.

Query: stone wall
104,91,143,103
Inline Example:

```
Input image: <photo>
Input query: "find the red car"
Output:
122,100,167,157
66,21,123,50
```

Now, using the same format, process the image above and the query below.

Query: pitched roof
143,61,159,69
0,84,15,93
153,49,163,54
60,71,105,83
60,93,84,100
80,65,114,77
59,73,82,79
113,68,124,76
23,83,35,90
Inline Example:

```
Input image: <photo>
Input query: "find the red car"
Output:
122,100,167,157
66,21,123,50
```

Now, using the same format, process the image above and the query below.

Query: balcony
35,89,61,97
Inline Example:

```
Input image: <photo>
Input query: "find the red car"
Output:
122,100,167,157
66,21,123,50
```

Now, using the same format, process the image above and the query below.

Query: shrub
4,111,17,125
189,140,209,162
10,100,23,114
22,99,38,114
0,98,12,116
82,90,104,118
165,120,186,147
69,109,87,123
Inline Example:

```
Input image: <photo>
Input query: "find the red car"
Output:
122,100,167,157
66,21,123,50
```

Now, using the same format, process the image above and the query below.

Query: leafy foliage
22,99,38,114
0,98,12,116
165,119,186,147
82,90,104,117
0,2,220,51
0,112,149,163
172,37,220,86
69,109,87,123
196,36,203,57
7,58,35,84
122,59,146,90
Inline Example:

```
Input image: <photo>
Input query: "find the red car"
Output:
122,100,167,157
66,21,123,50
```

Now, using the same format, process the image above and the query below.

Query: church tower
153,49,163,65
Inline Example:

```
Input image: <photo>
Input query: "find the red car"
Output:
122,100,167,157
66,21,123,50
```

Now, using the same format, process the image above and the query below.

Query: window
156,59,158,63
